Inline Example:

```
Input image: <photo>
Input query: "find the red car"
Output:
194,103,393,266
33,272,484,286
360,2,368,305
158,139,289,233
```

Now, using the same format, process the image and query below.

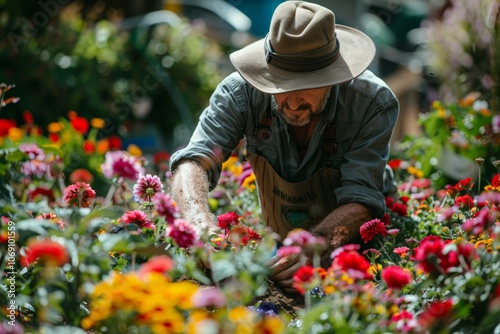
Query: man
169,1,399,293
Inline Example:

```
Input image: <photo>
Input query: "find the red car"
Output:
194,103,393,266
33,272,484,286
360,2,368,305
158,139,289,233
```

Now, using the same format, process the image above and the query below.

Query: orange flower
90,118,105,129
96,138,109,154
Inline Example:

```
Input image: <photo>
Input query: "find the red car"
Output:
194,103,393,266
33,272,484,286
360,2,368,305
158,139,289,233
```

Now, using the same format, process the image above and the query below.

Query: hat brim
229,25,375,94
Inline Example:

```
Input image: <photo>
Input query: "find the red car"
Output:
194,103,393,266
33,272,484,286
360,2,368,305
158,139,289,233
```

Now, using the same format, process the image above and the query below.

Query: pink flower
19,143,45,159
381,265,412,289
283,228,326,248
217,211,240,230
359,218,388,243
152,192,180,224
191,287,227,308
492,114,500,133
137,255,174,279
393,246,410,257
167,219,199,248
100,150,145,180
133,174,163,203
63,182,96,208
276,245,302,258
121,210,156,231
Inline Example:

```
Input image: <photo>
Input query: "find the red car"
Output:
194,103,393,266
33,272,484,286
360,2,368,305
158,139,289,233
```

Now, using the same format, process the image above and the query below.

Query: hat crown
270,2,335,56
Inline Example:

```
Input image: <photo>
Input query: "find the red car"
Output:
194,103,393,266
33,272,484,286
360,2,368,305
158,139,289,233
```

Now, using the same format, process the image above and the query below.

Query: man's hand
266,252,312,294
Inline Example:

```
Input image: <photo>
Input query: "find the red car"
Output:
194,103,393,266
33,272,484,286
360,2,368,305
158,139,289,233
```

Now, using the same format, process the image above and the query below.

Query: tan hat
230,1,375,94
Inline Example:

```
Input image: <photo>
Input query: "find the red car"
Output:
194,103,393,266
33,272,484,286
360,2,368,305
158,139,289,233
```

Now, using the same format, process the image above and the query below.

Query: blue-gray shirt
170,70,399,218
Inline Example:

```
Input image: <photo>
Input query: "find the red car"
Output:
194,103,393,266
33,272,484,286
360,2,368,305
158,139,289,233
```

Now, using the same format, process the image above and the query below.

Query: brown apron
246,152,341,241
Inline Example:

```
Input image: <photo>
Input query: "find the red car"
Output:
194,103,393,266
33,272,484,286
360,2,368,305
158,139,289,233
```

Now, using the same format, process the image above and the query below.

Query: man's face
272,87,331,126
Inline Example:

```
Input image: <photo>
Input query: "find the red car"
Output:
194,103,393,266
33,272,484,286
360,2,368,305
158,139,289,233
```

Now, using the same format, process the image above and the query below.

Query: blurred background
0,0,497,161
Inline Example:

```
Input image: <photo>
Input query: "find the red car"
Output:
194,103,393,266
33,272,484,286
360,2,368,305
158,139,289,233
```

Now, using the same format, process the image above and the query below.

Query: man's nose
286,94,303,110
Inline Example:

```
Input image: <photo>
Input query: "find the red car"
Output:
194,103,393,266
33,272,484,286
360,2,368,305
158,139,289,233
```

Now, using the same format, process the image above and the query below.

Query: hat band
264,35,340,72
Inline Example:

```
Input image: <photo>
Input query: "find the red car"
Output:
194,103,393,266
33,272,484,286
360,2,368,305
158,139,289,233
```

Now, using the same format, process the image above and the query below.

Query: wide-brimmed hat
230,1,375,94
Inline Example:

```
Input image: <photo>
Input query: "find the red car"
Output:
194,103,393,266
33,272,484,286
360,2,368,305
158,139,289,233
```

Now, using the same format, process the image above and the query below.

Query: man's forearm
311,202,372,253
170,160,220,237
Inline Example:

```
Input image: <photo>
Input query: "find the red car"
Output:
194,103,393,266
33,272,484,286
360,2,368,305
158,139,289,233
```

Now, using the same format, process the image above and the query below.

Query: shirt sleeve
334,74,399,218
169,73,248,189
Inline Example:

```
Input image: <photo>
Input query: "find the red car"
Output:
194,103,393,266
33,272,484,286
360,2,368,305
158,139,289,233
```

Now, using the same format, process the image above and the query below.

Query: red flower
23,110,34,123
27,187,55,203
69,168,94,184
391,202,408,217
387,159,402,169
359,218,388,243
0,118,16,137
492,174,499,187
292,265,315,295
217,211,240,230
21,239,69,267
82,140,95,154
332,248,373,280
227,225,261,247
107,135,122,150
455,194,473,208
137,255,174,279
381,213,391,226
167,218,199,248
63,182,96,208
413,236,475,275
70,116,89,134
49,133,59,142
381,265,412,289
153,151,171,167
418,299,454,330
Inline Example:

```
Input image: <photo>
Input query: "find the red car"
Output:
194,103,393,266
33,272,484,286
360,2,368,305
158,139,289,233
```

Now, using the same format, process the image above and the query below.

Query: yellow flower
127,144,142,157
242,173,256,191
91,118,105,129
368,263,382,276
254,316,284,334
47,122,64,133
187,311,218,334
228,306,254,334
222,156,243,176
407,166,424,178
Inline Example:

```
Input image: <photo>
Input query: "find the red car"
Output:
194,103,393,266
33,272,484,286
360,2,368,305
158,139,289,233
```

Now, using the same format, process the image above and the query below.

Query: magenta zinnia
152,192,180,224
63,182,96,208
133,174,163,203
360,218,388,243
121,210,156,231
167,218,199,248
217,211,240,230
100,150,145,180
381,265,412,289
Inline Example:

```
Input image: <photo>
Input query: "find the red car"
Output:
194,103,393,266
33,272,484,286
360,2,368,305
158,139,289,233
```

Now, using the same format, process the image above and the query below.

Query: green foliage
0,3,226,147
